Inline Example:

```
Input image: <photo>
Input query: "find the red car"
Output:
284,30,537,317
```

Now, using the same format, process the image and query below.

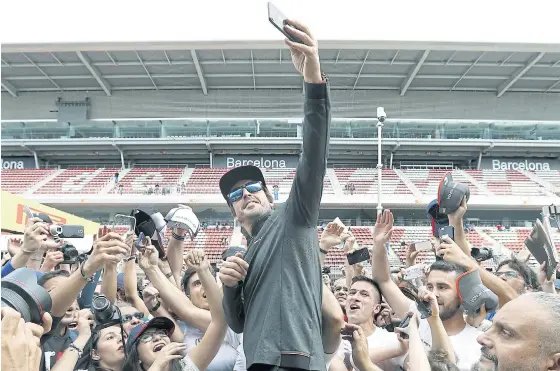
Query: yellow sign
1,190,99,234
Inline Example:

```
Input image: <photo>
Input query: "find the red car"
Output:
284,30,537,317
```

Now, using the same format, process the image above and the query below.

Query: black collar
242,211,271,244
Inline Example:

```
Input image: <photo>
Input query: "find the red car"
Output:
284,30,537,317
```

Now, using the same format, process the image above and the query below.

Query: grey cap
457,269,499,316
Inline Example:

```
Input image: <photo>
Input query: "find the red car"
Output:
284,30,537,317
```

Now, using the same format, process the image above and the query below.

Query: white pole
376,107,385,215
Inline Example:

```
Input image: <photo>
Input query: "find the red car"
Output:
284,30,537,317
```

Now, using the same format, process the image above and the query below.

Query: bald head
528,292,560,353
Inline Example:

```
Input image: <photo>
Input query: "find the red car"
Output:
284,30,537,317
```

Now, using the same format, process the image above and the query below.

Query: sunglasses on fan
227,181,263,203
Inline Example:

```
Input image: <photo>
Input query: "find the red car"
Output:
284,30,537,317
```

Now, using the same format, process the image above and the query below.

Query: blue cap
125,317,174,354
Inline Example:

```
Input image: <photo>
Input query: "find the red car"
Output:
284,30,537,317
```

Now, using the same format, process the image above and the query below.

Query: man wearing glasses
218,19,343,371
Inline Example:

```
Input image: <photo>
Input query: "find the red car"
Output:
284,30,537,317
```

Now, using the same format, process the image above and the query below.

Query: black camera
60,242,79,264
1,268,52,324
92,294,121,329
471,247,494,262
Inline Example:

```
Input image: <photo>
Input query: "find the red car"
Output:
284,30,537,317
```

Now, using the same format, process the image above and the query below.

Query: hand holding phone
267,2,303,43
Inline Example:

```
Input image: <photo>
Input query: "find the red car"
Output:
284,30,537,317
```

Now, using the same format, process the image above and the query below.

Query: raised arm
139,245,212,332
187,250,228,371
283,20,330,227
370,211,415,318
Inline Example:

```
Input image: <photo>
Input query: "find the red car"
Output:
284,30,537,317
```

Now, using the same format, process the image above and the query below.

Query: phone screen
113,214,136,236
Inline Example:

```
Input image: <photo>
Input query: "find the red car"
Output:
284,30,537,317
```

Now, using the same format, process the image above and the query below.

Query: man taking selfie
218,19,335,371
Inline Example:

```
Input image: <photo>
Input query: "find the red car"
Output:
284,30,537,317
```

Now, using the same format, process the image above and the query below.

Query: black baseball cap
219,165,267,202
125,317,175,354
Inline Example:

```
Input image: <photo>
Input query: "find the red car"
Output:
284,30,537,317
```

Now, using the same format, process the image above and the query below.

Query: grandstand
2,42,560,272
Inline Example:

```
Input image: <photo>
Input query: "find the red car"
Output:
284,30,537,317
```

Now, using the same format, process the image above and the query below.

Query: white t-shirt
180,320,242,371
180,354,200,371
337,327,406,371
417,317,482,371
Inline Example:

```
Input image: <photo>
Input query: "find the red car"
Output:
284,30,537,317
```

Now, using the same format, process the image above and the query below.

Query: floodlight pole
376,111,384,216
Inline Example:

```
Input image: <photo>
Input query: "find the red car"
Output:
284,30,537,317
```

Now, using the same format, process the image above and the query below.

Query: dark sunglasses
121,312,144,323
227,181,263,203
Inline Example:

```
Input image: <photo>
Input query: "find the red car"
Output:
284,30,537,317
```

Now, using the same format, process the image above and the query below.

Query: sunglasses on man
227,181,263,203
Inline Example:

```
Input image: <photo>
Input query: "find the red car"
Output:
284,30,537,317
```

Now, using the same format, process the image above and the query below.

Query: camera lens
49,225,63,235
92,295,116,324
1,268,52,324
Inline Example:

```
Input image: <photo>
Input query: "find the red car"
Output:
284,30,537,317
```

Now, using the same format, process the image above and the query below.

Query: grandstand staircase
326,168,343,196
100,168,131,194
519,170,557,197
458,170,493,196
24,169,64,195
393,169,422,199
179,167,195,185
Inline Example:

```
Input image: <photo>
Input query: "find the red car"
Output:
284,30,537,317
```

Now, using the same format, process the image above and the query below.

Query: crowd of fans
2,17,560,371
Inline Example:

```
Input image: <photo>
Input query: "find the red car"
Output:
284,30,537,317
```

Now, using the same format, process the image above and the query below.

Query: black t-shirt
40,317,73,371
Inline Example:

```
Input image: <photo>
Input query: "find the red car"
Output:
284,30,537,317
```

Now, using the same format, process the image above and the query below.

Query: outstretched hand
283,19,322,83
372,210,394,247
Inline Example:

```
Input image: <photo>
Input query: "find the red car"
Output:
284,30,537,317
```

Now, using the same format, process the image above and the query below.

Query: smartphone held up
267,2,303,44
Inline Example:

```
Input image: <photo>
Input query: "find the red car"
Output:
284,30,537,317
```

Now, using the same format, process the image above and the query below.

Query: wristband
68,343,83,358
80,263,94,282
126,255,137,263
171,231,185,241
149,301,161,312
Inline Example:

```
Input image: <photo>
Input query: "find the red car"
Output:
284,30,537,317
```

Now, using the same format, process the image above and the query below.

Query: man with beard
218,19,340,371
471,292,560,371
337,276,408,370
370,211,482,371
418,261,482,370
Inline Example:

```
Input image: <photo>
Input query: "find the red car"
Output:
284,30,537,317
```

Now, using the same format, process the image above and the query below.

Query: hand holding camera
418,289,439,319
76,309,94,339
22,217,49,254
40,250,64,272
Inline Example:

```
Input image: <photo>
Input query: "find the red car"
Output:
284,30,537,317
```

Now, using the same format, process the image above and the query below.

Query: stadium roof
2,42,560,97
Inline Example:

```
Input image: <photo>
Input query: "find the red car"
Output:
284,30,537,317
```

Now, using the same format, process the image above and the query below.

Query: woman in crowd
122,244,227,371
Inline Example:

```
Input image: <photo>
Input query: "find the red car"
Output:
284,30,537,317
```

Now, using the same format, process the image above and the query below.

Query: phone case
267,2,303,43
347,248,370,265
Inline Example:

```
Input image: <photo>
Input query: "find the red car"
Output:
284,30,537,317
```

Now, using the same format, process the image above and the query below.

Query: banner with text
481,158,560,171
1,157,36,169
214,155,300,169
1,190,100,234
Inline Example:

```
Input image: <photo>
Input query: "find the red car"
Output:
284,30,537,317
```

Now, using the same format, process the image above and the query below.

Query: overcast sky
1,0,560,45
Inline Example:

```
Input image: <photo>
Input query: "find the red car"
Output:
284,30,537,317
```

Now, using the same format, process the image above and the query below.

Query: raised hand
372,210,394,247
40,250,64,272
150,342,188,370
184,249,210,272
405,244,420,268
22,217,48,253
1,307,43,371
418,289,440,319
82,232,130,277
138,243,159,271
283,19,322,83
320,222,349,250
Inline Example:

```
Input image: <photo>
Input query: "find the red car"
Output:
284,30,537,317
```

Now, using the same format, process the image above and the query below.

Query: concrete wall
2,89,560,121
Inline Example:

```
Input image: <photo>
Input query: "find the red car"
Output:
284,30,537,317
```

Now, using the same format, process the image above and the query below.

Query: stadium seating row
112,225,560,267
2,167,559,197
